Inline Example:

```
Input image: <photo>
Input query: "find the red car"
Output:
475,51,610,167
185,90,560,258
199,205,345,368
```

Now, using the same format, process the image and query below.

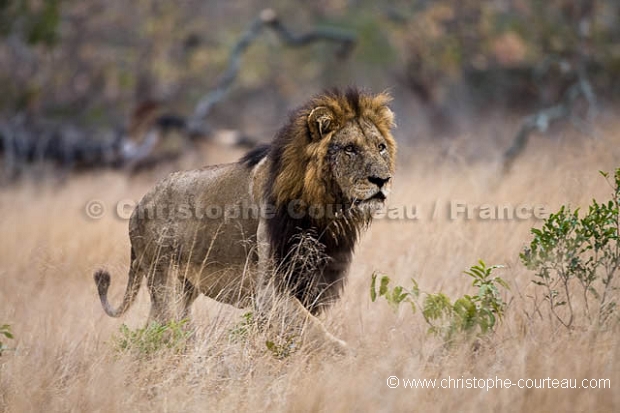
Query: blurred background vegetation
0,0,619,177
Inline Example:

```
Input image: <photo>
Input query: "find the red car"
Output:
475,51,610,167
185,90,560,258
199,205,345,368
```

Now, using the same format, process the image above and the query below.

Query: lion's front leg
255,220,348,355
254,280,348,355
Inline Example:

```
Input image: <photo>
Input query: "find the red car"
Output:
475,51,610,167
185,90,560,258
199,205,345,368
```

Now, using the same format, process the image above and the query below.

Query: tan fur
94,89,396,353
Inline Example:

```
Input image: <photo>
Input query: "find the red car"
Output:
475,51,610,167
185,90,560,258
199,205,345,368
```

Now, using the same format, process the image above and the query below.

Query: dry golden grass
1,129,620,412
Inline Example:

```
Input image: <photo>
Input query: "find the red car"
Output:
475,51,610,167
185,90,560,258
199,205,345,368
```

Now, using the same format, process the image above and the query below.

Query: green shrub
0,324,14,356
371,260,509,343
229,312,298,359
112,319,192,355
265,336,298,360
521,169,620,328
228,311,255,343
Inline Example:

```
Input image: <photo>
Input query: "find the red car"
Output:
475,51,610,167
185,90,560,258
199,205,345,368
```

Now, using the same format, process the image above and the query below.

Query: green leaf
423,293,452,320
370,273,377,302
410,278,420,297
494,277,510,290
392,286,405,304
379,276,390,297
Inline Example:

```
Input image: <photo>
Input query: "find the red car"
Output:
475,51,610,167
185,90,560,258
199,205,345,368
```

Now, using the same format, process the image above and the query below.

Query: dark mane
265,204,365,314
240,144,271,167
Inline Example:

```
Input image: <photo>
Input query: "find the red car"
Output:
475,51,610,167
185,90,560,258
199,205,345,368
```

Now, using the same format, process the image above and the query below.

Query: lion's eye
344,145,356,154
378,143,387,152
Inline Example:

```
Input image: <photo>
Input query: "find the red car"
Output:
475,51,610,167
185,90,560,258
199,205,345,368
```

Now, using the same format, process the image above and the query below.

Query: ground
1,126,619,412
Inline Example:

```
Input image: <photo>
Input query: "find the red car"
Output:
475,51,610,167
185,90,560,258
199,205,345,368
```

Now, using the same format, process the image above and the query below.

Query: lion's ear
308,106,335,140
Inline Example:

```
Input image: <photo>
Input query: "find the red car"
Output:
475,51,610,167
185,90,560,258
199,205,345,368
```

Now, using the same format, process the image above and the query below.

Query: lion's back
129,162,260,268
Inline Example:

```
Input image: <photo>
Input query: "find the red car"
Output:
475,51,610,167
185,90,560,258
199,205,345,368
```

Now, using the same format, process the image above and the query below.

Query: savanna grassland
1,122,620,412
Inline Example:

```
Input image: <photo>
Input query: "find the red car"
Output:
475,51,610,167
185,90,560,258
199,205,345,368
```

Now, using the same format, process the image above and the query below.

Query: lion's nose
368,175,391,188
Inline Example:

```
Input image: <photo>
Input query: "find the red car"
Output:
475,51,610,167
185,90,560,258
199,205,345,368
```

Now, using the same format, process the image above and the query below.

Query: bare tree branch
501,67,598,175
190,9,356,128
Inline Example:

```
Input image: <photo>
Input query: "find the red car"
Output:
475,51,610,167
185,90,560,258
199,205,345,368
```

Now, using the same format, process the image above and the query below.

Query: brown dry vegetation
1,123,620,412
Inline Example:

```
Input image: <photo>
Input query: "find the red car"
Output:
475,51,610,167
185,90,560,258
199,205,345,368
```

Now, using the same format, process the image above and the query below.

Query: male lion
94,88,396,352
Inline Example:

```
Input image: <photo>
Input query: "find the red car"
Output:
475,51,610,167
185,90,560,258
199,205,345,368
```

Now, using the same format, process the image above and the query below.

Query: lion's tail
94,252,142,318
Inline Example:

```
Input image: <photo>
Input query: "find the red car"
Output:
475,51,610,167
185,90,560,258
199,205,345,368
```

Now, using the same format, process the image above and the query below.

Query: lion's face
270,90,396,213
327,119,394,211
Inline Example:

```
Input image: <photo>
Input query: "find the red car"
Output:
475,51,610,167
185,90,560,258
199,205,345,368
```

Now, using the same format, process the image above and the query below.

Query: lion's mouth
353,191,387,206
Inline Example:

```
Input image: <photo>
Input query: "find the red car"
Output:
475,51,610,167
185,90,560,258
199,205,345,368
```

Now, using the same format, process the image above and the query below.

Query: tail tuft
94,269,111,297
93,260,142,318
